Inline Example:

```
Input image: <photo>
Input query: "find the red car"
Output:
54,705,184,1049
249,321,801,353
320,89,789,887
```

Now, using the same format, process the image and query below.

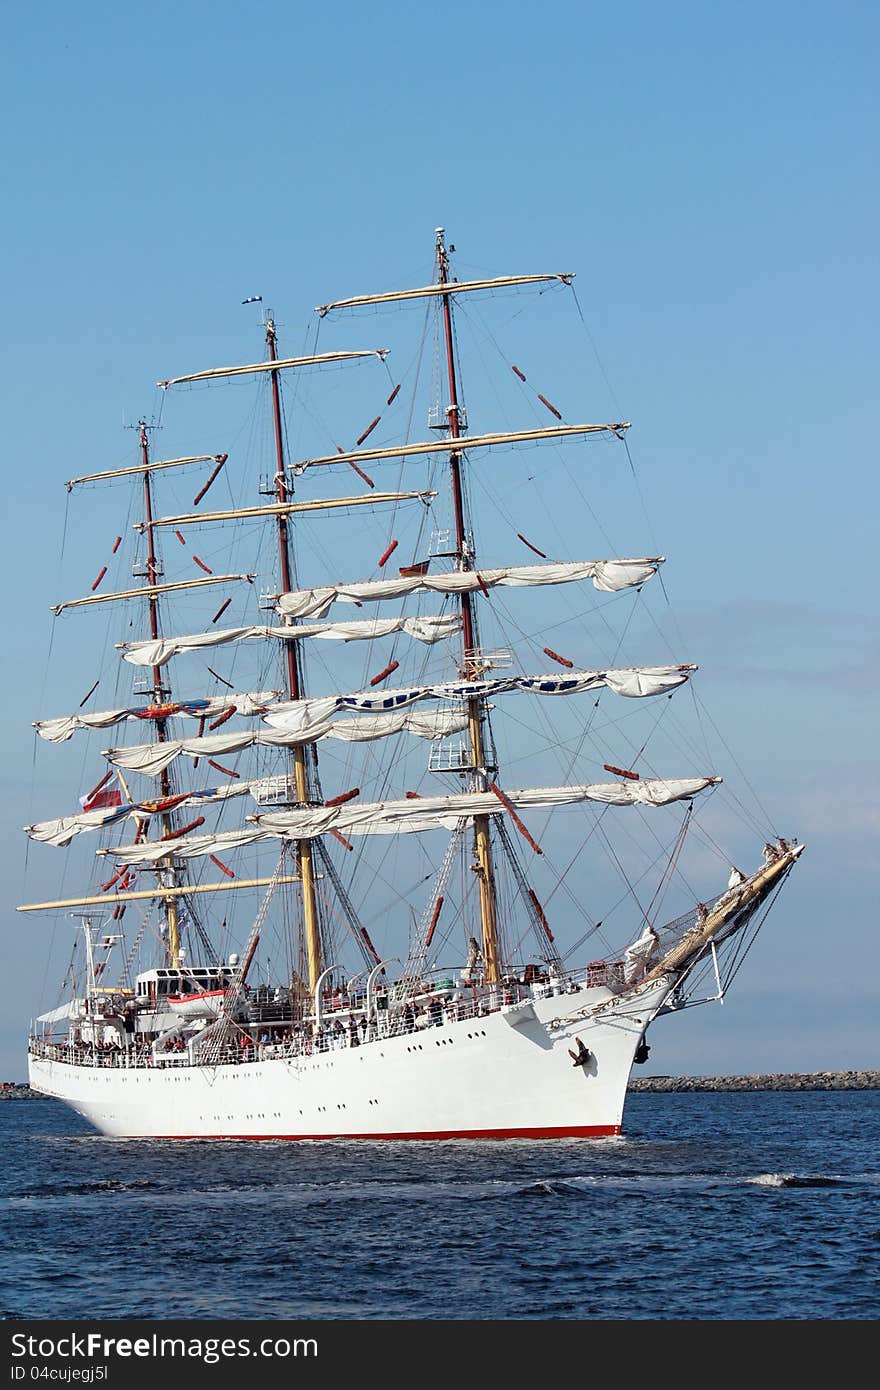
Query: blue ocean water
0,1093,876,1321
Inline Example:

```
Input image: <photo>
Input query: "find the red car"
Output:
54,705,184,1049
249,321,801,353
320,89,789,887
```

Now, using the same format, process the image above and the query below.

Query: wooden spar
143,491,435,530
101,864,129,893
537,393,562,420
78,678,100,708
174,530,187,545
488,780,543,856
207,706,235,731
316,272,575,315
347,461,374,487
370,660,399,686
528,888,554,942
212,597,232,625
329,829,354,851
192,555,213,574
91,566,108,591
386,384,401,405
544,647,574,668
209,854,235,879
424,896,444,949
66,453,226,489
338,446,375,489
297,422,631,472
265,317,322,997
52,573,256,615
237,928,262,987
604,763,640,781
517,532,547,558
436,228,502,986
111,535,122,553
16,875,303,912
377,539,398,567
158,349,388,389
192,454,228,506
361,926,381,965
511,365,527,382
207,759,239,778
324,787,360,808
356,415,381,446
639,847,805,988
206,667,234,689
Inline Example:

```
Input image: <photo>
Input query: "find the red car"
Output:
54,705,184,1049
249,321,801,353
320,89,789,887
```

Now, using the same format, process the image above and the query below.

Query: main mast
139,421,181,969
265,319,322,993
435,229,501,983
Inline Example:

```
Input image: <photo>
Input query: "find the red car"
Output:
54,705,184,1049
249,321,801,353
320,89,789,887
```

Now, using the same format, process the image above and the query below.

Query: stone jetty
628,1071,879,1091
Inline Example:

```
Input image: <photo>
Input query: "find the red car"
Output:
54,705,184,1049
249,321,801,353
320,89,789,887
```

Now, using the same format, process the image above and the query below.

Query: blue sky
2,1,877,1079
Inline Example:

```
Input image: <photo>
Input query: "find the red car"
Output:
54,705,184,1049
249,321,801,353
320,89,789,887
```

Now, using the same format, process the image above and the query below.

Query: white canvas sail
119,614,461,668
275,558,663,620
106,777,720,863
34,692,279,743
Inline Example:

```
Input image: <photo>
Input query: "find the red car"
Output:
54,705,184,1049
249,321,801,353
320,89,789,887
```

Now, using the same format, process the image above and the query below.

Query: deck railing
29,966,607,1072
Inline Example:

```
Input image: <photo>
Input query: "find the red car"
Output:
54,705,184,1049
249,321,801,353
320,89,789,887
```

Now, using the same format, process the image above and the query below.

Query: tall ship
23,230,802,1139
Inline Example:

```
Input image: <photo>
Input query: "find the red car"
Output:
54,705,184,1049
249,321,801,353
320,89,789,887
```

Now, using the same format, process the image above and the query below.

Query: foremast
265,319,322,992
435,229,501,983
138,421,182,968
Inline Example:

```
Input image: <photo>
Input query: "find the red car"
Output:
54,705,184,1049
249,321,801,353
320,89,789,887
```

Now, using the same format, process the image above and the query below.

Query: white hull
29,977,673,1140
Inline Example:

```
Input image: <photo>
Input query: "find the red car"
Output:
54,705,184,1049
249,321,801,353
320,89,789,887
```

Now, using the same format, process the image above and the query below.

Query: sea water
1,1092,876,1320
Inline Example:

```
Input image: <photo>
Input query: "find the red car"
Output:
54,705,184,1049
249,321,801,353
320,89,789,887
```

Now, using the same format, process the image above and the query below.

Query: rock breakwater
628,1071,879,1091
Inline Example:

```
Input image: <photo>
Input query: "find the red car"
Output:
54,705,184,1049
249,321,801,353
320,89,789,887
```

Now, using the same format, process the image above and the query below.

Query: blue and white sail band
275,558,663,621
104,778,721,864
263,666,694,727
100,665,694,777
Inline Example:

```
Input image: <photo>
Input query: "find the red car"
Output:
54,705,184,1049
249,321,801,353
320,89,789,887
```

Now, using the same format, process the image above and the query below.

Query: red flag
80,774,122,812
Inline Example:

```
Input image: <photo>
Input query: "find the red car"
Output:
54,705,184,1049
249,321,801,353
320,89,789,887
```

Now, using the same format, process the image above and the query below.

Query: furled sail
158,349,388,389
106,778,721,863
66,453,226,489
316,272,574,316
101,664,692,777
118,614,462,668
52,573,255,617
296,423,629,474
141,490,437,532
276,558,663,620
34,692,279,744
263,665,696,732
24,779,253,847
103,708,470,776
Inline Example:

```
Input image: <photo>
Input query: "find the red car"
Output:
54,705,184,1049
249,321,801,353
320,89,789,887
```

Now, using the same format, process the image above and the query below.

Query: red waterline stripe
149,1125,621,1141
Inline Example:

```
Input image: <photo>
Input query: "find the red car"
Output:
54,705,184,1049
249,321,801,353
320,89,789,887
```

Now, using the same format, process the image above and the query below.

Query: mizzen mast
138,421,182,968
265,318,322,993
435,229,501,983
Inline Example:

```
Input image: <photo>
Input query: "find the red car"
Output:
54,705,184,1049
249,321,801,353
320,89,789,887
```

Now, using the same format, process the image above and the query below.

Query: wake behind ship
23,230,802,1139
